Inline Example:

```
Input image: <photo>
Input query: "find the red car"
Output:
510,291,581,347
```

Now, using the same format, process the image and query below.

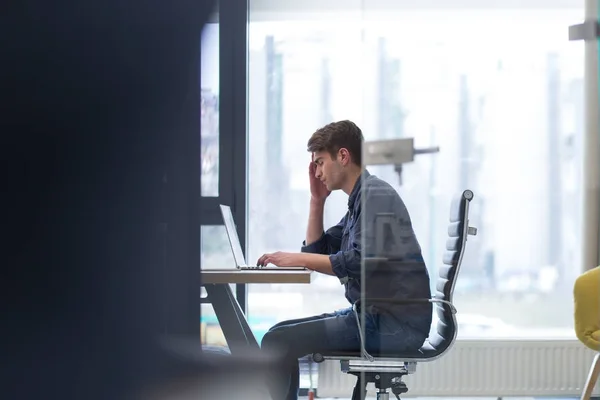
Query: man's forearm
299,253,335,276
305,198,326,245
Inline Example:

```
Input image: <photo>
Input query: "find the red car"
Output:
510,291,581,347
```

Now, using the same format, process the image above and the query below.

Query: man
257,120,433,400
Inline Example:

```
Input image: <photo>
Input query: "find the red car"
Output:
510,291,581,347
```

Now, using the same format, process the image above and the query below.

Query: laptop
219,205,306,271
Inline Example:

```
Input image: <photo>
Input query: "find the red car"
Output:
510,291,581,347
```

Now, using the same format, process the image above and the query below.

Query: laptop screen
219,205,246,267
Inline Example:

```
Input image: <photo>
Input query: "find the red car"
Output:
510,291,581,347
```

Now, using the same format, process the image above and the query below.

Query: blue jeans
260,307,428,400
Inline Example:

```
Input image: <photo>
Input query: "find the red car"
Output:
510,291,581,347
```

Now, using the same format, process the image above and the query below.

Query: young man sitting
257,120,433,400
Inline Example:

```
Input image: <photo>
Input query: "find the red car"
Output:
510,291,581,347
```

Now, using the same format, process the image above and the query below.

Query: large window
247,2,584,340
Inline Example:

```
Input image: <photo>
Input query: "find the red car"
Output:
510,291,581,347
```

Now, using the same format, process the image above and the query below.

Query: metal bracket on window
569,19,600,41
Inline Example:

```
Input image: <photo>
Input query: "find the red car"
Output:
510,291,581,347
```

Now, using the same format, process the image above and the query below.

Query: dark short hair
307,120,363,166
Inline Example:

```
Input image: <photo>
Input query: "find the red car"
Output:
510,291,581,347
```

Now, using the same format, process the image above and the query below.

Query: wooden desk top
201,269,313,285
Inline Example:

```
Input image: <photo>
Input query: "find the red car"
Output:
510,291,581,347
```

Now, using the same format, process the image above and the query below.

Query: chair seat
313,339,444,361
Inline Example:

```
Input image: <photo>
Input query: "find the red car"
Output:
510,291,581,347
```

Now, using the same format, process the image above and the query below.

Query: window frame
199,0,249,312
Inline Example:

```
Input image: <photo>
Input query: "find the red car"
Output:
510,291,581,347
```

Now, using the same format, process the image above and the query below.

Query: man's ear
338,148,351,166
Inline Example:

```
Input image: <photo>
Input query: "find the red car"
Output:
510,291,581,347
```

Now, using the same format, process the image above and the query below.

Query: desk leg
204,283,259,353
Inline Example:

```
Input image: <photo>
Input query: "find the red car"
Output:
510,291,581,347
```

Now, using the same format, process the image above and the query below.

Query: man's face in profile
312,150,344,191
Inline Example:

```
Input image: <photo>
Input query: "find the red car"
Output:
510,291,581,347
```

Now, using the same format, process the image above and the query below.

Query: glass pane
201,225,235,269
247,2,584,346
361,11,584,341
247,21,362,322
200,18,220,197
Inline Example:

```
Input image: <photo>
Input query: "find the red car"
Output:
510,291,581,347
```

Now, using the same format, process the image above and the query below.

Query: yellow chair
574,266,600,400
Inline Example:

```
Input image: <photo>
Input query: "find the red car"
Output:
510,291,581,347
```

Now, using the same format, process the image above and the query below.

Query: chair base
348,370,409,400
339,360,416,400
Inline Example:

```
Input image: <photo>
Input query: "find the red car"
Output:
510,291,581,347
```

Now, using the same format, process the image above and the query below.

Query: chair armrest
355,297,457,314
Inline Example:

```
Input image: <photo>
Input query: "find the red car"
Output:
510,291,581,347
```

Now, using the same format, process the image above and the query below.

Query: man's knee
261,328,282,349
261,328,290,361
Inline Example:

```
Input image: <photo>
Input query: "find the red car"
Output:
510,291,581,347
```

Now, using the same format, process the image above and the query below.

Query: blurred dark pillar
1,1,215,399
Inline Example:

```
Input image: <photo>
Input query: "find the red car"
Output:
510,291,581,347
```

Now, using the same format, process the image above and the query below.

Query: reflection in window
201,23,220,197
247,7,583,342
201,225,235,269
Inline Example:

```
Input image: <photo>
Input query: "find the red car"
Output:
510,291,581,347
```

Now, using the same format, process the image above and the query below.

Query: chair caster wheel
391,382,408,393
391,381,408,399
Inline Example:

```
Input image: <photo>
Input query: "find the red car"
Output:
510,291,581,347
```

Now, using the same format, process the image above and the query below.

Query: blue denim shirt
301,170,432,333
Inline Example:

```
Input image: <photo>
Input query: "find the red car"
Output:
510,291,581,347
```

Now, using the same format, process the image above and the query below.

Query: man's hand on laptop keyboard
256,251,304,268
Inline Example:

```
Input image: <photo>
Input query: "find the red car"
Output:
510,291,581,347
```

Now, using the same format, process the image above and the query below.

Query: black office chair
312,190,477,400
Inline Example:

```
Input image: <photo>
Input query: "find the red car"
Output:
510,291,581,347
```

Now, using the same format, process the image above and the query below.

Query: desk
201,269,313,354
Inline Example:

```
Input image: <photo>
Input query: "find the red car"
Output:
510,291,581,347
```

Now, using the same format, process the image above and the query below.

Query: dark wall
1,1,214,398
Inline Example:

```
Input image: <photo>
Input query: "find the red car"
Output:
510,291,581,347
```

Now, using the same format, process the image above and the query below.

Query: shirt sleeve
328,207,363,283
300,215,345,255
329,242,361,283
